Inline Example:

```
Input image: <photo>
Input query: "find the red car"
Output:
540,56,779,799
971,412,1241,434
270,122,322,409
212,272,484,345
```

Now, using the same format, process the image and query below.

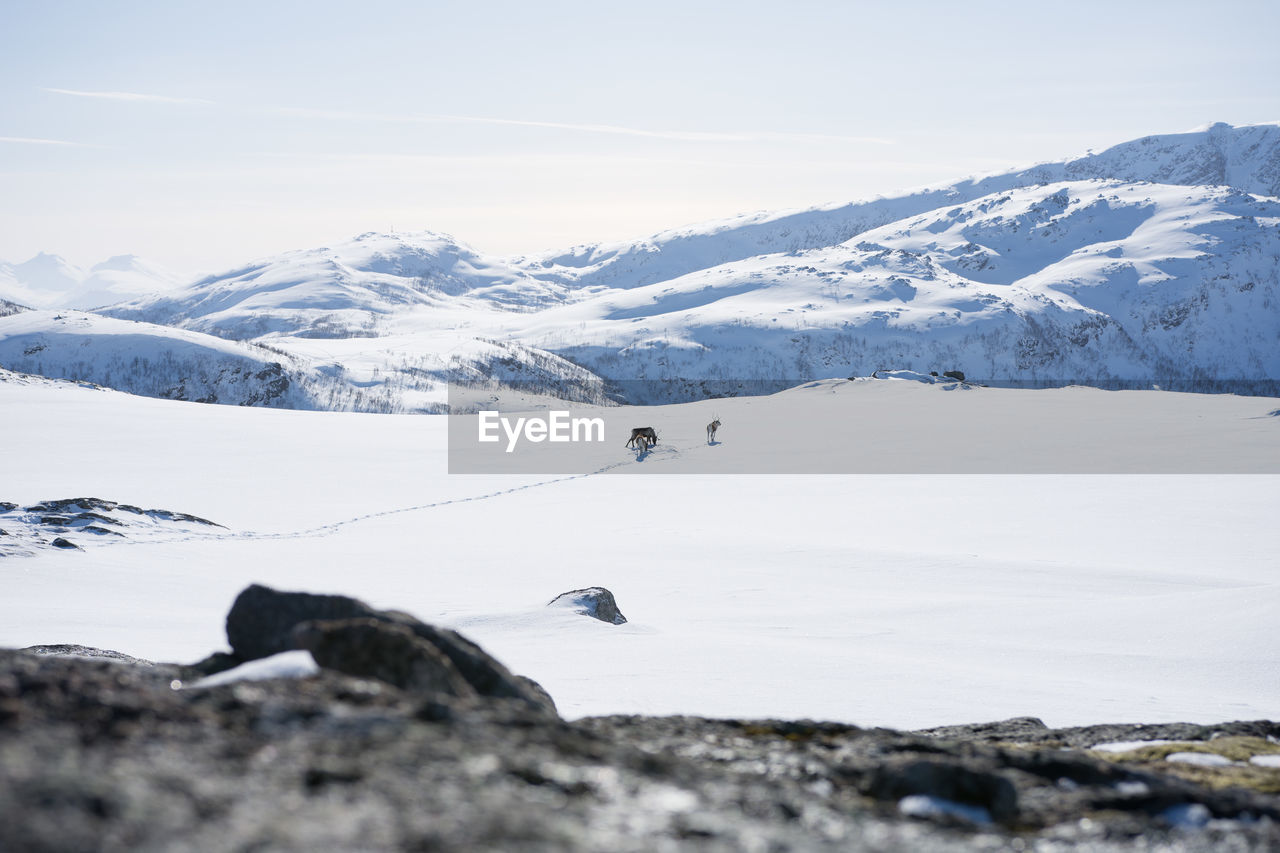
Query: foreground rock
547,586,628,625
292,618,478,698
218,583,555,713
21,643,154,666
2,585,1278,851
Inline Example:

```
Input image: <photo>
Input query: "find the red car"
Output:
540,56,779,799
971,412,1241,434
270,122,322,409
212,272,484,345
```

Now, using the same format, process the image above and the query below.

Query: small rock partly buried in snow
548,587,627,624
50,537,80,550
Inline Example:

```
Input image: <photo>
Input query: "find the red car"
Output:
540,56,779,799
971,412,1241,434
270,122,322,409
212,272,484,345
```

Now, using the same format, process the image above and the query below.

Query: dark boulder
548,587,627,625
292,618,477,699
515,675,557,713
225,584,379,661
943,370,966,382
50,537,80,550
223,584,555,712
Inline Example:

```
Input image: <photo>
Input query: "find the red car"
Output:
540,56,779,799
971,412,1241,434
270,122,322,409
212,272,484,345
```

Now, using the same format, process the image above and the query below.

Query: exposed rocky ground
0,497,222,556
2,585,1277,851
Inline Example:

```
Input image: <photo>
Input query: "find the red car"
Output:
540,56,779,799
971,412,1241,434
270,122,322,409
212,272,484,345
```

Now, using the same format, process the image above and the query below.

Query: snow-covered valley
3,374,1276,729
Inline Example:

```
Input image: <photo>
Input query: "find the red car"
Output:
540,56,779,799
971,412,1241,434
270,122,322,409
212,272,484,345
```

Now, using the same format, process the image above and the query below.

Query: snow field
3,378,1277,727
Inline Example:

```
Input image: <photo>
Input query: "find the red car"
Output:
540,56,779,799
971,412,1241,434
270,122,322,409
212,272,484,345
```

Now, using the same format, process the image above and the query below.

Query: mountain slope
0,309,609,413
519,122,1280,293
0,311,361,410
512,180,1280,398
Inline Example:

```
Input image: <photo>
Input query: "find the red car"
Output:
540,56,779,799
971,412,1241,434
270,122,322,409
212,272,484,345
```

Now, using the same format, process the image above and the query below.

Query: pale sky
3,0,1278,277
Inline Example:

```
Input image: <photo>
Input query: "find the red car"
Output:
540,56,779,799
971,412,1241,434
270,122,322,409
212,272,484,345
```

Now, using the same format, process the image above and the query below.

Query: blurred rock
224,583,555,712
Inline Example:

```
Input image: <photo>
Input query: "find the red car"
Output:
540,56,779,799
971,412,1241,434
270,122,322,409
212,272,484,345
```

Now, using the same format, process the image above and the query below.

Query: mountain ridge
4,122,1279,407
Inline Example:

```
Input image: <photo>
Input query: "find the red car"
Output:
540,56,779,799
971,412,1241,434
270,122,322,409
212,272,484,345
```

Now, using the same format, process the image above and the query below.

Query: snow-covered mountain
0,253,83,308
523,179,1280,398
70,255,183,311
0,252,180,310
519,121,1280,293
8,121,1280,407
106,232,566,340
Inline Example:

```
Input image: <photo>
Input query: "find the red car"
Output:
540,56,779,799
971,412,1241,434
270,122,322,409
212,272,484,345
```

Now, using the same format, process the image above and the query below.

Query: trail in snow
241,457,638,541
175,434,711,543
95,452,665,549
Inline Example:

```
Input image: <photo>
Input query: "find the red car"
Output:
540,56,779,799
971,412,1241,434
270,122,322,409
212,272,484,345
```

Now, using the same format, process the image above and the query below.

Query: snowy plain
3,375,1277,730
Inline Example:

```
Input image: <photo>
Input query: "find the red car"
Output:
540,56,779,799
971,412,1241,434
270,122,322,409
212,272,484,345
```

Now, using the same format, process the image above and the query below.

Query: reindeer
626,427,658,450
706,417,721,444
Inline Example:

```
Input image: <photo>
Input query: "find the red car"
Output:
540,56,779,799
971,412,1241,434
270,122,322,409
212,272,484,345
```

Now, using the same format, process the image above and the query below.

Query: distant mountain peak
90,254,146,272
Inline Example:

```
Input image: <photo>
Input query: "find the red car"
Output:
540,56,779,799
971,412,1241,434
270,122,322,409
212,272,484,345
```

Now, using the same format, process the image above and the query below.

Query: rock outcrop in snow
0,497,223,557
548,587,628,625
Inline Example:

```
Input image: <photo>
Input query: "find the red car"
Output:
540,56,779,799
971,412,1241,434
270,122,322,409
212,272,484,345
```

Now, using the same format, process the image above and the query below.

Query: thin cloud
756,131,894,146
274,106,749,142
44,87,213,106
0,135,85,146
273,106,892,145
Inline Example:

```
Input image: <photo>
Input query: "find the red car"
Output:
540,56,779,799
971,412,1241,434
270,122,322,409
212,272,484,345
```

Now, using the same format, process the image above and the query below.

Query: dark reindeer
626,427,658,450
706,417,721,444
